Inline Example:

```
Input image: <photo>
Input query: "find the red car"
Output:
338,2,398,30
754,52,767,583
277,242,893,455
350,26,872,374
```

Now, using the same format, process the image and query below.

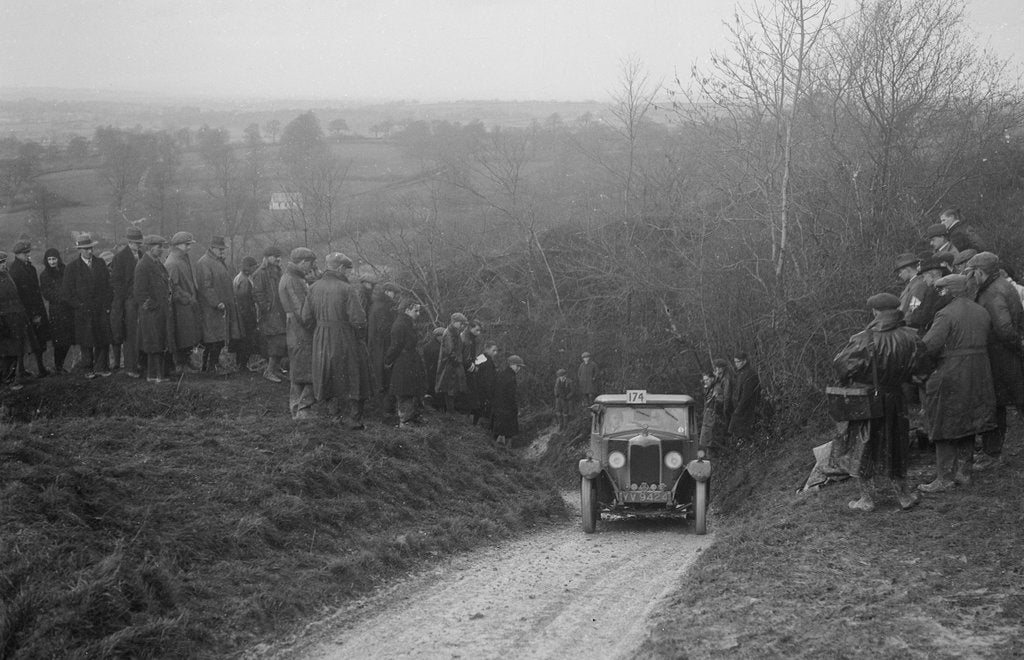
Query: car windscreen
601,406,689,435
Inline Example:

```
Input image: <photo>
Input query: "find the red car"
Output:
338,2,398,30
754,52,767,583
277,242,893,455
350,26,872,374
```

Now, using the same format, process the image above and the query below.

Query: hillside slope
636,421,1024,659
0,376,565,658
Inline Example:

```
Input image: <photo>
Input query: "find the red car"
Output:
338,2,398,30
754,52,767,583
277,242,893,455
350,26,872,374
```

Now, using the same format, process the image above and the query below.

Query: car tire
581,477,598,534
693,479,708,535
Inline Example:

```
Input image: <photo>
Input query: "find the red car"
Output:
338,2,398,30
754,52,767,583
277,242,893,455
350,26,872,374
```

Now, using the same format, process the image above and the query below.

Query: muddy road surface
267,495,712,660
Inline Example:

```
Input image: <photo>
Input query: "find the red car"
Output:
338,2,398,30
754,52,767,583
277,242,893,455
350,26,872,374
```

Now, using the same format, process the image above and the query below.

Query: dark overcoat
727,364,761,437
474,356,496,416
252,261,286,337
577,360,598,396
367,290,396,393
422,334,441,396
233,272,257,333
195,250,242,344
490,365,520,437
61,254,112,348
459,328,481,410
975,274,1024,407
830,311,925,479
385,313,426,397
133,253,172,354
921,295,997,440
279,262,313,383
0,272,31,357
435,324,467,395
301,270,371,402
39,264,74,347
108,245,139,344
164,247,203,348
9,257,49,347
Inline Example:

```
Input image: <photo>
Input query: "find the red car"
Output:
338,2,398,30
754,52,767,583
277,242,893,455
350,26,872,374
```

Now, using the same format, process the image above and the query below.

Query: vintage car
578,391,710,534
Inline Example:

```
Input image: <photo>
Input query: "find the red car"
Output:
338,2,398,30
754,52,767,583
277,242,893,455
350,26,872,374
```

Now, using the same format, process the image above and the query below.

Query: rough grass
636,419,1024,659
0,376,565,658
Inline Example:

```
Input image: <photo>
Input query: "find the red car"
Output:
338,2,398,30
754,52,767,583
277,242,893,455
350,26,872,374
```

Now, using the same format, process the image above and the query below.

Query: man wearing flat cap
195,236,242,374
924,223,956,256
832,293,926,511
727,351,760,444
894,252,928,333
301,252,371,428
965,252,1024,470
164,231,203,374
911,253,956,334
917,274,996,493
9,239,51,377
279,247,317,418
110,226,144,377
62,233,113,378
577,351,599,406
252,246,287,382
435,312,469,414
133,235,172,382
367,281,398,418
232,256,260,372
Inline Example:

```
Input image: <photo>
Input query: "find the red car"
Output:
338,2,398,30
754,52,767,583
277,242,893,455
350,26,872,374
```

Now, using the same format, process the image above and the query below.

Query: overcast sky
1,0,1021,102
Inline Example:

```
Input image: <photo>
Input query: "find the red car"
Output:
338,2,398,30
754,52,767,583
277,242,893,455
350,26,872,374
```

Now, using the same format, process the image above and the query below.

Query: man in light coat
280,248,316,419
195,236,242,374
301,252,371,429
435,313,468,413
164,231,203,373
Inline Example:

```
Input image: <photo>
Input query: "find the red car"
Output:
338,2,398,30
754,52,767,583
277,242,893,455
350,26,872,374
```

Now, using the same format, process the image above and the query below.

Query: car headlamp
664,451,683,469
608,451,626,469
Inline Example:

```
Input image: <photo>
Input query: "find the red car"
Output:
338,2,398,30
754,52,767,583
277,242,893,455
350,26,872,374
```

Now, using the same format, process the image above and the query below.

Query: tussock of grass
637,421,1024,659
0,379,565,658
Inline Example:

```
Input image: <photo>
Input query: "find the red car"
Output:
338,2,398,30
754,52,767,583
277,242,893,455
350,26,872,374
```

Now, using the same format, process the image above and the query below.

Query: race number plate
626,390,647,404
619,490,672,504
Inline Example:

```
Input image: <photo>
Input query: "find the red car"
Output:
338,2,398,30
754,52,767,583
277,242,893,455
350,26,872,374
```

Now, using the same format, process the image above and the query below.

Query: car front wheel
693,479,708,535
581,477,598,533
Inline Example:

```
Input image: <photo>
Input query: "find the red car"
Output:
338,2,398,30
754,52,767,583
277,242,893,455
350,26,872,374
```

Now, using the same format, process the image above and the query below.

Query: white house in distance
269,192,303,211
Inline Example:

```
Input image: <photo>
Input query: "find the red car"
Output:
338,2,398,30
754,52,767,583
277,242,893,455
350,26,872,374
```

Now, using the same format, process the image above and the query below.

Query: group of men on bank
831,208,1024,511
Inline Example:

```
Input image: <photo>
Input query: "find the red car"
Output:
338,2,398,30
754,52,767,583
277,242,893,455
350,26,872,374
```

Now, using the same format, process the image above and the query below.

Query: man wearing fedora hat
165,231,203,374
110,226,145,377
195,235,241,375
61,232,113,378
9,239,51,378
133,235,172,382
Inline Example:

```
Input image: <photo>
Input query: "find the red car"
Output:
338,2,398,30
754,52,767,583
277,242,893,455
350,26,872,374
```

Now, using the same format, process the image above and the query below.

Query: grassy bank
637,420,1024,659
0,376,565,658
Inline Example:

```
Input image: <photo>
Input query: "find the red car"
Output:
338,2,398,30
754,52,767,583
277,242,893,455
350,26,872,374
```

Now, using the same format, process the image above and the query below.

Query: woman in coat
385,299,427,428
133,236,172,382
301,253,371,429
39,248,75,373
490,354,524,446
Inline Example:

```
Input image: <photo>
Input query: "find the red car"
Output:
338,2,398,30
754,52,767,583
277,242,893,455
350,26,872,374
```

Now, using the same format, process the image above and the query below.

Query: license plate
618,490,672,503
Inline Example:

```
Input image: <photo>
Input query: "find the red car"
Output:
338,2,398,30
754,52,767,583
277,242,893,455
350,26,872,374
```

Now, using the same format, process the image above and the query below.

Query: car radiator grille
629,444,661,486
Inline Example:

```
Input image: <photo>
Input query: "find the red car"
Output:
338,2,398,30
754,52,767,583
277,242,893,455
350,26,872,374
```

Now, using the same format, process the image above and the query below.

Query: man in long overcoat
966,252,1024,470
301,252,371,429
577,351,599,406
918,274,997,493
252,246,287,382
727,351,761,443
133,235,172,382
367,283,398,415
195,236,242,374
422,326,444,406
9,239,50,377
832,293,926,511
62,233,113,378
164,231,203,373
280,248,316,418
0,251,33,385
491,353,524,446
435,313,468,413
109,226,144,376
385,299,427,428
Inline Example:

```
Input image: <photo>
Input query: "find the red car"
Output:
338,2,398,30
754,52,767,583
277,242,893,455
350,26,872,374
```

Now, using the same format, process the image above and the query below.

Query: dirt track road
268,495,712,660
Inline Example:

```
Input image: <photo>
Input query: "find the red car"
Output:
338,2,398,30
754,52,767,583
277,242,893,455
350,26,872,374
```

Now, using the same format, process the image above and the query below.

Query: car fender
685,458,711,483
578,458,601,479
